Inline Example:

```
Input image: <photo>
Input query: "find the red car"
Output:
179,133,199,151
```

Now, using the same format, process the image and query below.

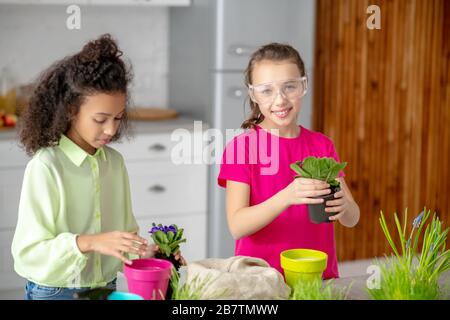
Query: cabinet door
126,161,207,217
110,133,176,162
218,0,314,70
136,213,207,262
111,130,204,163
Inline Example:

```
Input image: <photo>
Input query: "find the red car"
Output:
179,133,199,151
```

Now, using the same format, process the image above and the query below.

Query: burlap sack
181,256,290,300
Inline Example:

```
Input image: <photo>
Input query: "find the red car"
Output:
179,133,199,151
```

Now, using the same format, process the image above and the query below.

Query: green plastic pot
280,249,328,287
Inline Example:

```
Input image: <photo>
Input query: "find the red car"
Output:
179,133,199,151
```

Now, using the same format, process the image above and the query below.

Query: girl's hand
284,177,331,206
139,244,159,258
325,189,349,221
141,245,188,266
77,231,149,265
173,250,187,266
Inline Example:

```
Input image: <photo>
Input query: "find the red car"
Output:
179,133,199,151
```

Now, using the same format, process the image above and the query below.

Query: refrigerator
169,0,316,258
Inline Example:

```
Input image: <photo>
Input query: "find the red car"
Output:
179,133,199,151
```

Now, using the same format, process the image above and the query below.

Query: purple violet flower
166,225,177,233
149,224,177,234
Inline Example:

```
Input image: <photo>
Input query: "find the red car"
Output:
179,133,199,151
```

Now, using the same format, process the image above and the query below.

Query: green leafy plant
289,278,351,300
290,156,347,189
368,208,450,300
149,223,186,259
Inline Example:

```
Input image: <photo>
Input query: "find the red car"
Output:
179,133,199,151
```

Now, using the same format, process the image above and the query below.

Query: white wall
0,4,169,107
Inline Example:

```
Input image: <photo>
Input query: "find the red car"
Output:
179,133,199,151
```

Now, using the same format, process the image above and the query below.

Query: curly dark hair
19,33,133,155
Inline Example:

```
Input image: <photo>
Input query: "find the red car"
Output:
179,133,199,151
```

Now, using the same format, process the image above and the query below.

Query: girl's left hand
325,189,349,222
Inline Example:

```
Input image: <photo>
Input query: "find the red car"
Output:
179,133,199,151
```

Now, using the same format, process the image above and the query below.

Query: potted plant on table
290,156,347,224
368,208,450,300
149,223,187,299
122,223,186,300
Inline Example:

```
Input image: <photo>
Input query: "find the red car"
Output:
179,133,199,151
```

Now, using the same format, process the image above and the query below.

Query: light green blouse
11,134,139,288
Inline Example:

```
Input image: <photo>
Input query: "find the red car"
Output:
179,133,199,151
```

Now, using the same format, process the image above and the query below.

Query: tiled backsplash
0,4,169,107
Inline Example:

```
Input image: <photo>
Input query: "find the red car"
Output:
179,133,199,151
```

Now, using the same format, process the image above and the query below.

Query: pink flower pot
124,258,173,300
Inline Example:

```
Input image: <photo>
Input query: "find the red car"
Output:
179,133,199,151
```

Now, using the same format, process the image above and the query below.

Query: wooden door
313,0,450,261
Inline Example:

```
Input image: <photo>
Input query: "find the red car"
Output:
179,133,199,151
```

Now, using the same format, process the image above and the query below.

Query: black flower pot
307,187,340,224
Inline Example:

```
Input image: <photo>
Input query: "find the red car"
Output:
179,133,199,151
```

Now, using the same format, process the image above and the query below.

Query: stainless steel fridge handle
228,87,246,99
229,45,256,56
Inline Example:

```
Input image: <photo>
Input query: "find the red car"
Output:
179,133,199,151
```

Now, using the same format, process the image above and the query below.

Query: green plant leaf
152,230,168,245
174,228,185,242
158,243,171,257
303,157,319,177
167,231,175,243
394,213,406,257
290,162,303,175
169,239,187,250
379,211,401,258
290,157,346,183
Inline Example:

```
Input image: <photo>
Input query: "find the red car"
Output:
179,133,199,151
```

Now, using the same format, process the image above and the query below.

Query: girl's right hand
283,177,331,206
76,231,149,265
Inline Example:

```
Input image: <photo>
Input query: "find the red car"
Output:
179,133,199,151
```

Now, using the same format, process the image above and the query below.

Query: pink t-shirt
218,125,345,279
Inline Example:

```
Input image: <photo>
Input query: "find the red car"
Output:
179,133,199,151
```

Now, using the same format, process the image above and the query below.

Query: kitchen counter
0,127,17,140
126,117,208,134
0,117,207,141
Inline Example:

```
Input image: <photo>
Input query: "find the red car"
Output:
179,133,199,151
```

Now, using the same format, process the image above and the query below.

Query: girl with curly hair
11,34,175,300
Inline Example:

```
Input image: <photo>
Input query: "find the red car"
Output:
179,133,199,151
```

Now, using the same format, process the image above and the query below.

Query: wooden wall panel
314,0,450,261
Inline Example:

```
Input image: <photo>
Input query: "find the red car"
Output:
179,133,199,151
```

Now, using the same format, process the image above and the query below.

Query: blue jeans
24,278,117,300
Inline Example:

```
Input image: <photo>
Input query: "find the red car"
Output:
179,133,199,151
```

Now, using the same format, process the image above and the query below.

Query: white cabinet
0,0,190,6
126,161,207,218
